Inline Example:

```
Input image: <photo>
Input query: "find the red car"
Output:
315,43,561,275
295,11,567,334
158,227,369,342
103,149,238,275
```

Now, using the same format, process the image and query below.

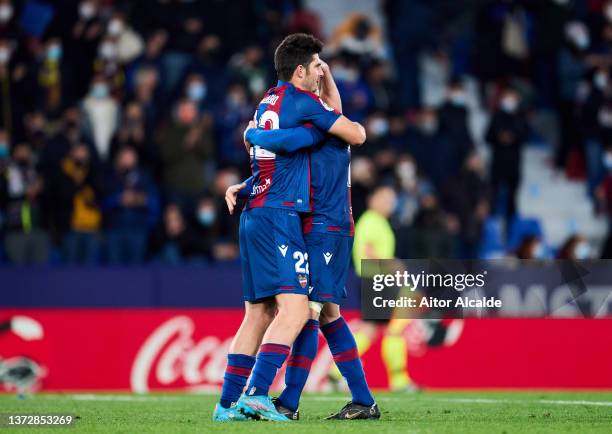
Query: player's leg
214,210,276,421
381,318,412,390
236,209,310,421
275,306,321,417
319,303,376,406
218,299,276,410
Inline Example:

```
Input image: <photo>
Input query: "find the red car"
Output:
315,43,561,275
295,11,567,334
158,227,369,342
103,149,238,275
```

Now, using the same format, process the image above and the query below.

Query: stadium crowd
0,0,611,265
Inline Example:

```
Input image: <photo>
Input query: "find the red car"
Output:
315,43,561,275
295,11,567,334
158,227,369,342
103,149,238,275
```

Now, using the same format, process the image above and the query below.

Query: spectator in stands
105,11,144,65
213,82,251,169
158,98,215,208
441,151,490,259
329,14,385,62
596,145,612,258
331,53,373,123
110,101,155,170
103,146,159,265
514,235,548,260
182,72,209,113
350,156,377,220
56,143,102,264
486,86,529,223
82,75,120,163
229,45,267,97
35,38,74,116
438,79,473,176
0,143,49,264
557,234,593,260
411,191,454,259
150,203,203,264
209,168,240,261
132,66,161,134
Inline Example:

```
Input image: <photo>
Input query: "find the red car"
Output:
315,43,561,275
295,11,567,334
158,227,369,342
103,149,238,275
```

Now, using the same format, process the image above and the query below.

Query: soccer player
225,54,380,421
213,33,366,422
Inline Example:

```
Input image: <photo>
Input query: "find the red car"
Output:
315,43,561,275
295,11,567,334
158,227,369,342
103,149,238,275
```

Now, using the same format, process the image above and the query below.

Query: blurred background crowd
1,0,612,266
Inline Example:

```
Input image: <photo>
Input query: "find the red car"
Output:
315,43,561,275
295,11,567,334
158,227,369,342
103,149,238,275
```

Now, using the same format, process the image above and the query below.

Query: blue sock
220,353,256,408
321,317,375,406
278,319,319,411
246,343,290,396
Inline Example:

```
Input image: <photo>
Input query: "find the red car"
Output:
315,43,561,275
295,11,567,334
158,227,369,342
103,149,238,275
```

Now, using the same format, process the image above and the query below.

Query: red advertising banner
1,309,611,392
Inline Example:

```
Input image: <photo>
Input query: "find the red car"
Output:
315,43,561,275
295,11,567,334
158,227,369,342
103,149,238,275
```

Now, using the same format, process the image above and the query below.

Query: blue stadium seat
478,217,506,259
506,216,544,250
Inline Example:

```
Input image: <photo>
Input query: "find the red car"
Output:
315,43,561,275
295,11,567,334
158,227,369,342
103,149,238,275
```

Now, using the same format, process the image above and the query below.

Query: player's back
306,136,354,237
245,82,314,213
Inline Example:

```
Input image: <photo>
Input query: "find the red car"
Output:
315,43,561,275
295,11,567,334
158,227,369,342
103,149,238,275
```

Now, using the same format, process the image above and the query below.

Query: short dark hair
274,33,323,81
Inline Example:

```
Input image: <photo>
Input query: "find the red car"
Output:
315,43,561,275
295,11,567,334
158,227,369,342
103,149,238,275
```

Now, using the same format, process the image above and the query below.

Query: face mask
187,82,207,101
599,108,612,128
573,32,590,50
532,243,546,259
449,90,466,106
0,143,8,158
0,5,12,23
92,83,109,99
574,242,591,259
606,5,612,23
369,118,389,137
79,2,96,20
420,118,438,135
108,19,124,36
197,208,216,226
47,44,63,61
603,152,612,170
501,96,519,113
99,42,117,60
227,93,244,108
396,161,416,181
0,47,9,64
594,72,608,90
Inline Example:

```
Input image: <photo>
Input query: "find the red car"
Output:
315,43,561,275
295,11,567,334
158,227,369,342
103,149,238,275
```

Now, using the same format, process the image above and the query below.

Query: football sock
246,343,290,396
321,317,374,406
278,319,319,411
220,353,256,408
381,334,410,390
328,327,373,381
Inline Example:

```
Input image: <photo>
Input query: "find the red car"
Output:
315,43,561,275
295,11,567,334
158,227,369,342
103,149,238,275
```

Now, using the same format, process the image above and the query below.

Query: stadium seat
478,217,506,259
506,216,544,250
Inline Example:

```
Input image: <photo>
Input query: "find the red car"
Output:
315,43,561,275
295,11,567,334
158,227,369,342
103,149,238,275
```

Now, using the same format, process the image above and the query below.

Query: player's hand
225,182,247,215
243,120,256,153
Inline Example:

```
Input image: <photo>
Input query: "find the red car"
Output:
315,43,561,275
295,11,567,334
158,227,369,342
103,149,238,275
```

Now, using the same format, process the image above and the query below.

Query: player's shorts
305,232,353,305
240,207,310,302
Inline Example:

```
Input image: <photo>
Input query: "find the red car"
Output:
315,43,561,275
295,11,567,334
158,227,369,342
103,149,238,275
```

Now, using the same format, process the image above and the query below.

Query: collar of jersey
277,79,292,88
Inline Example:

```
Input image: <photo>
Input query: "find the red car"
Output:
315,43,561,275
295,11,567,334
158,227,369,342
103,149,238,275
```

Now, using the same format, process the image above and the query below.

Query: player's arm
225,177,252,215
319,60,342,112
297,94,366,146
328,116,366,146
245,125,325,154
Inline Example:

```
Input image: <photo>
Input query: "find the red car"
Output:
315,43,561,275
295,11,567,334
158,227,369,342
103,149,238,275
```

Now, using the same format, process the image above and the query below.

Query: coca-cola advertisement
1,309,611,392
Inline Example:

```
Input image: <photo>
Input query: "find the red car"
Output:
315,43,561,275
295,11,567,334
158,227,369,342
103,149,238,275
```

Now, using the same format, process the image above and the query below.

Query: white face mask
368,118,389,137
0,5,13,23
606,5,612,23
603,152,612,170
99,42,117,60
598,108,612,128
108,19,124,36
449,90,466,107
594,72,608,90
0,47,10,64
574,242,591,259
79,2,96,20
501,96,519,113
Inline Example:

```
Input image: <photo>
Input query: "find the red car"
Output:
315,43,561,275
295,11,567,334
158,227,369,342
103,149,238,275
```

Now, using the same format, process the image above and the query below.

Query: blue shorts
305,232,353,305
240,208,310,302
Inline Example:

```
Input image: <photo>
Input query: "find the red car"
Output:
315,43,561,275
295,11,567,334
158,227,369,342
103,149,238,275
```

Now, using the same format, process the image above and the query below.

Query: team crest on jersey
319,98,335,112
298,274,308,288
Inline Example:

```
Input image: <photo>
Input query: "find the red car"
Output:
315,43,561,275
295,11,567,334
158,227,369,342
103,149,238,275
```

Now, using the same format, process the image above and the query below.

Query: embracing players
215,33,380,422
213,33,376,422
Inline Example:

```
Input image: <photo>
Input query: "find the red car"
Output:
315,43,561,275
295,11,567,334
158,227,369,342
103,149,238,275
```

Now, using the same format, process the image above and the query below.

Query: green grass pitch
0,391,611,433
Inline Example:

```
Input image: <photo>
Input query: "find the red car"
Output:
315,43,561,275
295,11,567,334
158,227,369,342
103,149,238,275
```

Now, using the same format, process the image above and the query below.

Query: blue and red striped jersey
306,138,355,237
245,80,340,212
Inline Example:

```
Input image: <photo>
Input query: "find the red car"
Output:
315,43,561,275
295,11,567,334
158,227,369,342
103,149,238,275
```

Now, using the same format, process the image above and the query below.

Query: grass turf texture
0,391,611,433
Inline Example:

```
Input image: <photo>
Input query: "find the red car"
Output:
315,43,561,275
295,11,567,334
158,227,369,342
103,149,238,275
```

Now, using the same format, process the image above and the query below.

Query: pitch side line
54,394,612,407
